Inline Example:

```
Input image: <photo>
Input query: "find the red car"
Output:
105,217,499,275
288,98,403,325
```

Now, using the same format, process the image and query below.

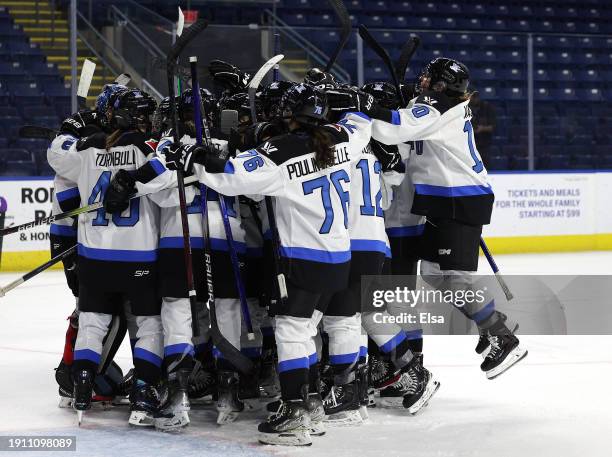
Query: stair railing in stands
264,9,351,84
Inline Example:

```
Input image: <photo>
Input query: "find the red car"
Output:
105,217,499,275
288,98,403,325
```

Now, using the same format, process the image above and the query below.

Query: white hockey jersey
48,134,80,239
193,112,372,291
47,131,175,265
153,133,245,254
372,91,494,225
384,142,426,238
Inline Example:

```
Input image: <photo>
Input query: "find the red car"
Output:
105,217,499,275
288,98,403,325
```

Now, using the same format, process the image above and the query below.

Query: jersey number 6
302,170,350,234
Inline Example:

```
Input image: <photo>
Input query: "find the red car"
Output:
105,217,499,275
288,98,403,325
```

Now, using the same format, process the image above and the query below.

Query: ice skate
306,393,326,436
259,348,280,398
216,371,244,424
239,362,262,411
476,313,519,358
155,370,191,431
356,364,370,421
323,380,363,426
401,358,440,415
258,399,312,446
481,320,528,379
129,379,160,427
73,368,94,426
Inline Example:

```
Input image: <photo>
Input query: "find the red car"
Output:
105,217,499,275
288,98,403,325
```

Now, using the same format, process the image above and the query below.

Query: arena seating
4,1,612,173
0,7,68,176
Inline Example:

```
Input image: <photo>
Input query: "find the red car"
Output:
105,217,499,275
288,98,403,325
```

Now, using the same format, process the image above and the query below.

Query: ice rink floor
0,251,611,457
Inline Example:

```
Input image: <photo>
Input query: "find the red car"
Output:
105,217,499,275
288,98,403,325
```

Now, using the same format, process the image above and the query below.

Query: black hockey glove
325,88,383,117
60,110,101,138
370,140,405,173
209,59,251,94
103,169,137,214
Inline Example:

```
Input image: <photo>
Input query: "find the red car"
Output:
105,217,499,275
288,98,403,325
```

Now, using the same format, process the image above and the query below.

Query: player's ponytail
309,125,336,169
105,129,123,150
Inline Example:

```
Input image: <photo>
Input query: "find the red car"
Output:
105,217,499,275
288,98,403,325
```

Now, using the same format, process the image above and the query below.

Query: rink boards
1,171,612,271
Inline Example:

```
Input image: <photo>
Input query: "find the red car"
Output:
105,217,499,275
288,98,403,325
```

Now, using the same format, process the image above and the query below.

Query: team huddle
46,56,527,446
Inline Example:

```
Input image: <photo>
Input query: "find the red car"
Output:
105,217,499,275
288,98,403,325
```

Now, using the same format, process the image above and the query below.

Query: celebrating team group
45,55,527,446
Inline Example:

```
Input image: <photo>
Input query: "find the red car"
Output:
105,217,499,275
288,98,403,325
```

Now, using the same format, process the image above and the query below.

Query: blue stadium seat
10,81,43,105
284,0,311,8
2,148,31,161
22,105,56,121
558,68,574,82
533,20,554,32
490,4,510,16
534,87,551,101
32,115,60,129
412,3,437,14
346,0,363,10
472,67,496,81
554,88,578,101
1,160,37,176
578,88,604,102
382,15,408,28
283,12,307,26
362,0,386,11
487,155,510,170
463,4,487,15
25,61,58,76
361,14,383,28
479,86,497,100
502,87,526,100
502,67,524,81
497,35,523,47
482,19,507,30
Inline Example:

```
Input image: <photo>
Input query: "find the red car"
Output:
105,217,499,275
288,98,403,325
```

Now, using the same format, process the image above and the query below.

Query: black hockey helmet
95,83,128,131
179,87,218,126
259,81,297,120
219,92,253,125
418,57,470,97
151,95,174,136
109,88,157,132
279,83,328,124
304,67,339,90
362,81,400,109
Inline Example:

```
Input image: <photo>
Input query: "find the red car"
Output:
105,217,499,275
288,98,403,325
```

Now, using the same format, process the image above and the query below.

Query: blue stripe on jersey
77,244,157,262
74,349,101,364
50,224,77,237
386,224,426,238
329,352,359,365
224,161,235,174
56,187,79,202
278,357,309,373
341,111,371,122
309,352,318,365
134,348,163,367
149,158,166,176
350,239,391,256
280,246,351,264
359,346,367,358
415,183,493,197
164,343,194,358
379,331,407,354
158,237,247,253
391,110,401,125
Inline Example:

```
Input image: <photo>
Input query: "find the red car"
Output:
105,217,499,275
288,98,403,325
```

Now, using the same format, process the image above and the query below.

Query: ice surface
0,252,611,457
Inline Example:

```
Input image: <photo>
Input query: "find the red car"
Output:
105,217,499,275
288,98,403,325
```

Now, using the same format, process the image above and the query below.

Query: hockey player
359,81,433,409
167,83,372,446
326,58,527,379
47,87,174,425
50,85,134,409
156,88,256,425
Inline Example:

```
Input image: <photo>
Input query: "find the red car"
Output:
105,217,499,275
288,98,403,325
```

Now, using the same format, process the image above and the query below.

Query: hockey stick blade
167,19,208,67
114,73,131,86
247,54,284,121
77,58,96,109
358,24,405,106
0,175,199,237
19,125,56,140
395,36,420,81
325,0,351,73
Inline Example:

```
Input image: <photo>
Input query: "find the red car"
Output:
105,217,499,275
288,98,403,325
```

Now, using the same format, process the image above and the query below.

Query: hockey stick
190,56,255,341
0,175,199,238
480,238,514,301
324,0,351,73
77,58,96,110
395,36,421,82
247,55,288,302
0,245,76,297
358,24,406,107
18,125,56,140
166,19,208,339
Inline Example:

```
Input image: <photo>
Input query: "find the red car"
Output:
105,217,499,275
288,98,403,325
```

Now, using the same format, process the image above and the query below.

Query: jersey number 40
88,171,140,227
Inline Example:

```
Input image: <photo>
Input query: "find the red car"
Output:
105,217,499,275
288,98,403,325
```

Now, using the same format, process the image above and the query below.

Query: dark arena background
0,1,610,457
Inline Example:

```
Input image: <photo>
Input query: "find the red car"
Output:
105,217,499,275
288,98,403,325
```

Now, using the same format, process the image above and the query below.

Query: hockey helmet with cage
361,81,400,109
279,83,328,124
259,81,297,120
96,83,128,130
417,57,470,97
219,92,253,124
109,88,157,132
